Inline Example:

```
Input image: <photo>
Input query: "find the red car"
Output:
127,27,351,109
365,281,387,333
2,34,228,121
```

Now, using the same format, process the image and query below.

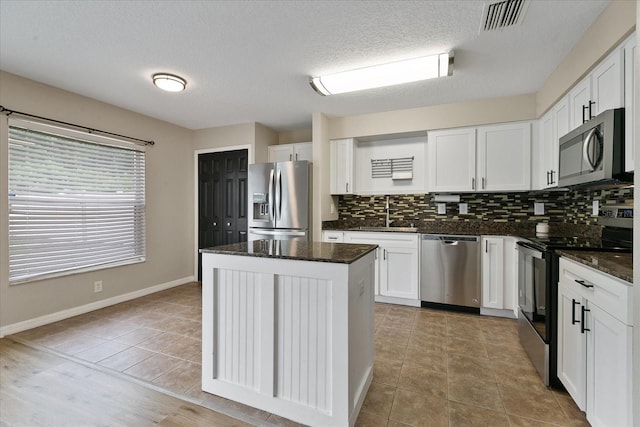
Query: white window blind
8,119,146,284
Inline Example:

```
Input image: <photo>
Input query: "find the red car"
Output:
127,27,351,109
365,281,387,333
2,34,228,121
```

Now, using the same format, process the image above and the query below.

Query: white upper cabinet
330,138,354,195
428,123,530,193
477,122,531,192
591,48,624,116
268,142,312,162
538,96,568,190
428,128,476,192
539,109,556,189
623,33,636,172
568,48,624,130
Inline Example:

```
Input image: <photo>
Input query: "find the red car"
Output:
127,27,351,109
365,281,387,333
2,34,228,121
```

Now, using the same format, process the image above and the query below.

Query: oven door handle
516,242,544,259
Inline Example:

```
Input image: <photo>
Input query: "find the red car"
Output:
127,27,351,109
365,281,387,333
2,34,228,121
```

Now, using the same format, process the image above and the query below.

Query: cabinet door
539,110,555,189
293,142,313,162
268,145,294,162
591,49,624,116
481,237,504,309
330,139,354,195
552,97,569,184
379,245,419,300
477,122,531,191
624,34,636,172
557,281,587,410
427,128,476,192
586,302,633,427
569,78,591,130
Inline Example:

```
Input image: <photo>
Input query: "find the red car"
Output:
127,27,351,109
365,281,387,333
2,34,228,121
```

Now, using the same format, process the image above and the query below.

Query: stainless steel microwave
558,108,629,187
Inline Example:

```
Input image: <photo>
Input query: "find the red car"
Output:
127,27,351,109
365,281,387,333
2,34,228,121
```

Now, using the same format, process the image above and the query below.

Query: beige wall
537,0,636,116
327,94,537,139
193,122,255,160
278,128,312,145
0,71,195,330
254,123,278,163
311,113,337,236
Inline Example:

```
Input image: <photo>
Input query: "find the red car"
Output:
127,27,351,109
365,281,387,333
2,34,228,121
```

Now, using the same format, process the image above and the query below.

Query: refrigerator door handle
268,168,275,221
276,168,282,221
250,229,306,237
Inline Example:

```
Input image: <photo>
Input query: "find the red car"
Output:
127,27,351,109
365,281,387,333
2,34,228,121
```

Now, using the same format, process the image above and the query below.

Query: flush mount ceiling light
152,73,187,92
310,51,453,96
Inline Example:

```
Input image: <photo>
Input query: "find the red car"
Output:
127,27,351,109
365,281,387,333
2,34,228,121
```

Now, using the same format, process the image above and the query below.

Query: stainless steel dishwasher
420,234,480,311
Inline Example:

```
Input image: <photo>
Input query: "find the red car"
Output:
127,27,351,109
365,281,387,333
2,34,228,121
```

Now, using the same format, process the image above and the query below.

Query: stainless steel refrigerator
248,160,310,241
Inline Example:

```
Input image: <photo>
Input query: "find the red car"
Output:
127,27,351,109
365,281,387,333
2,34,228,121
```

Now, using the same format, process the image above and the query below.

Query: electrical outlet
437,203,446,215
592,200,599,216
459,203,468,215
534,202,544,215
94,280,103,293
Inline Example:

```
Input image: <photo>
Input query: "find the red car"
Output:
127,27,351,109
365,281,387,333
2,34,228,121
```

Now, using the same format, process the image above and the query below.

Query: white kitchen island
200,239,377,427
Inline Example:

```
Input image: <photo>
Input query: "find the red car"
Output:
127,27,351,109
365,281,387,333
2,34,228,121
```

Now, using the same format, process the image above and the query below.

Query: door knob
213,222,217,226
227,222,231,226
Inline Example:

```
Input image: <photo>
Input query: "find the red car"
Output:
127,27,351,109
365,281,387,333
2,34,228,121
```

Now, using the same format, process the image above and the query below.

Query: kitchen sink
351,226,418,233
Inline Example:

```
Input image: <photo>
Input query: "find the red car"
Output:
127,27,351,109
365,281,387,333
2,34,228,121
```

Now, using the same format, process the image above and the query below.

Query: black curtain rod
0,105,155,146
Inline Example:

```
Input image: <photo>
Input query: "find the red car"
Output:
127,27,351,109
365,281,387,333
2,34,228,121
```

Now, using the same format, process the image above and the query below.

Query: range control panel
599,204,633,228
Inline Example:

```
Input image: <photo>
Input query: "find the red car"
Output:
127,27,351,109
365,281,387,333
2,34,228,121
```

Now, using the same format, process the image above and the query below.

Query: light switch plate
459,203,468,215
437,203,446,215
592,200,599,216
534,202,544,215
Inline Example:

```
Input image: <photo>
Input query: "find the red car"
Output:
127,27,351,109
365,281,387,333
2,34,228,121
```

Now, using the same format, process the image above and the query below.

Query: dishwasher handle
421,234,479,243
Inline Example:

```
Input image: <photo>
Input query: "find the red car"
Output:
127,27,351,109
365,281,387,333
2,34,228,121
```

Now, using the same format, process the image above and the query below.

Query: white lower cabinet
557,257,633,427
343,231,420,306
480,236,519,318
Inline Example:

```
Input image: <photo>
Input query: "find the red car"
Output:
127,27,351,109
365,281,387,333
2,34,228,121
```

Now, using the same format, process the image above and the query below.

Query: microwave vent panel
480,0,530,32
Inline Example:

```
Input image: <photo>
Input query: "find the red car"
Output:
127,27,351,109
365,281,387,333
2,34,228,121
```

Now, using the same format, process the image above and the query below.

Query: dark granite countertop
557,250,633,283
323,221,601,240
200,240,377,264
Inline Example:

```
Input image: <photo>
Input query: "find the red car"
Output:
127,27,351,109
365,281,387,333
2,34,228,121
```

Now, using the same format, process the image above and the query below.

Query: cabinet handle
580,306,590,334
485,240,488,253
295,153,299,160
383,249,386,260
582,104,588,124
327,237,338,241
546,171,550,186
472,177,475,190
571,299,580,325
345,183,349,193
289,153,292,161
575,279,594,289
550,170,555,185
588,100,595,120
482,177,485,189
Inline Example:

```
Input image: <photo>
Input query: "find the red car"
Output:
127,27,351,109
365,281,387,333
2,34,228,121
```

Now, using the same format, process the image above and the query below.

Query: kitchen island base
201,244,375,427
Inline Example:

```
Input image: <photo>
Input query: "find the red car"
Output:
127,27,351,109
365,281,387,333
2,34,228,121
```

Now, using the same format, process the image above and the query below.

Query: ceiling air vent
480,0,530,32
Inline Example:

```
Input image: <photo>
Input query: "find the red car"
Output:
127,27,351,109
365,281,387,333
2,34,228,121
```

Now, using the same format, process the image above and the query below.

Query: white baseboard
0,276,196,338
374,295,422,307
480,307,518,319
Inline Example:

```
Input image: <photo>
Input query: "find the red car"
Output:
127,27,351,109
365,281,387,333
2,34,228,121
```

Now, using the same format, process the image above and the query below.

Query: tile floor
10,282,589,427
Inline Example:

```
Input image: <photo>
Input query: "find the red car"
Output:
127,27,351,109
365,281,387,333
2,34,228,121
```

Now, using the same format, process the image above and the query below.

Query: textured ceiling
0,0,610,132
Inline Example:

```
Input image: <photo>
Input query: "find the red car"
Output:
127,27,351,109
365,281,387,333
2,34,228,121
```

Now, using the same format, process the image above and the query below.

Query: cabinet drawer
343,232,419,249
322,231,344,243
559,258,633,325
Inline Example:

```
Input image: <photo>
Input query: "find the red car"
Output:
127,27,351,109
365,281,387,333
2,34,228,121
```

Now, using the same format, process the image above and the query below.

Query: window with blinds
8,119,146,284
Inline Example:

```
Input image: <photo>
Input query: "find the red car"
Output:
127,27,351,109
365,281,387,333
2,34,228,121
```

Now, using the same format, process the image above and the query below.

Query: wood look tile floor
4,282,589,427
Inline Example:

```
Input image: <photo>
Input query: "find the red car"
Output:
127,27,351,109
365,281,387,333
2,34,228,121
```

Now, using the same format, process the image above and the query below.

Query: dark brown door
198,149,248,280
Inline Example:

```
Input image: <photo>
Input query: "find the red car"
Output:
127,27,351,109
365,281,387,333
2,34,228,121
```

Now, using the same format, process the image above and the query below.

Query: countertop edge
557,250,633,283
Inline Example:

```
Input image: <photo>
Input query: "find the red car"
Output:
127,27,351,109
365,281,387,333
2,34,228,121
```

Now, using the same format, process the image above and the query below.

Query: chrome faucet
385,196,393,227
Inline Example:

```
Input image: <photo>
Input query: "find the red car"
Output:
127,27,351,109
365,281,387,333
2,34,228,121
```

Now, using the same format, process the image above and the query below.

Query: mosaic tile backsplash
330,185,634,230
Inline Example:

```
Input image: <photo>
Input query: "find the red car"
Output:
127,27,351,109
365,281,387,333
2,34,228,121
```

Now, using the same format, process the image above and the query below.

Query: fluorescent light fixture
152,73,187,92
310,51,453,96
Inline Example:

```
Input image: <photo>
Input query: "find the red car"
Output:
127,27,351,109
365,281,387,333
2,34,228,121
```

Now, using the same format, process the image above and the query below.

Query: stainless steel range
516,204,633,389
